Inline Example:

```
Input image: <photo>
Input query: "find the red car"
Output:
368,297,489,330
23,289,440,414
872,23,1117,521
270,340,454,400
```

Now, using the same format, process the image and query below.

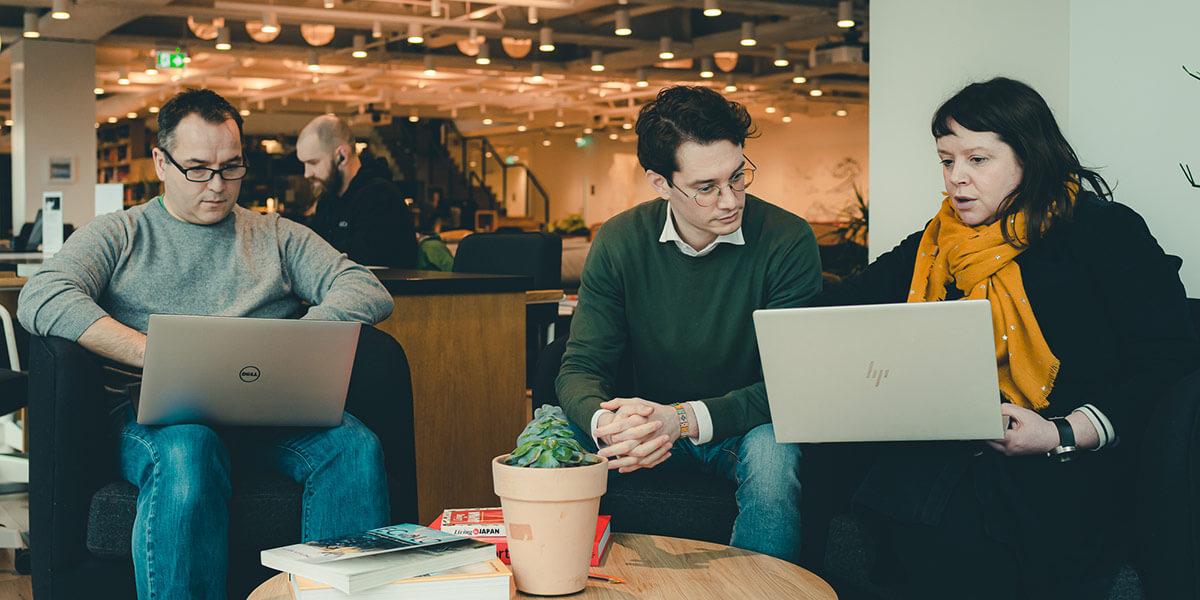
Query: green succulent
505,405,602,468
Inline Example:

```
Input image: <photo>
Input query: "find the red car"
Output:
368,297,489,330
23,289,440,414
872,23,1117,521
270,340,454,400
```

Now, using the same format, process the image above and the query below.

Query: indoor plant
492,405,607,595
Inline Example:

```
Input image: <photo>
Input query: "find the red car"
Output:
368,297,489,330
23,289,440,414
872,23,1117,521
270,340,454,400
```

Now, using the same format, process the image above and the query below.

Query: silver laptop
138,315,361,427
753,300,1005,443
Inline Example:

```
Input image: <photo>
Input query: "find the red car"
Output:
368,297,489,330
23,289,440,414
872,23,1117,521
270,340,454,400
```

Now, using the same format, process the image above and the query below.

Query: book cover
291,558,514,599
265,523,469,565
430,509,612,566
439,507,506,538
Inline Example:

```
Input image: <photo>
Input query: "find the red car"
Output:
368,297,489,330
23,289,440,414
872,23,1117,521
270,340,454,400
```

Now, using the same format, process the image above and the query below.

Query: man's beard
310,168,344,203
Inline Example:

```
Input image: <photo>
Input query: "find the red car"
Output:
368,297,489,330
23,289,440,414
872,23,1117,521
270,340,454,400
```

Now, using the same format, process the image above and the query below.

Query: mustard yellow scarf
907,197,1061,410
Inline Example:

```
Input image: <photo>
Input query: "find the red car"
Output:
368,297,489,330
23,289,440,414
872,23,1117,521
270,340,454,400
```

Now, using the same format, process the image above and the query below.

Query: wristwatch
1047,417,1077,462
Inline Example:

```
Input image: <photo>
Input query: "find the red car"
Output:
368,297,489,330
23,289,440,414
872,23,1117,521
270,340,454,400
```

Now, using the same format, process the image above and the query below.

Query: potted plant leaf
492,405,607,595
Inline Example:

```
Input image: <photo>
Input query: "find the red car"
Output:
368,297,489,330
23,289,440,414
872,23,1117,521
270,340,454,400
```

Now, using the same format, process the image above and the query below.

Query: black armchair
28,326,418,599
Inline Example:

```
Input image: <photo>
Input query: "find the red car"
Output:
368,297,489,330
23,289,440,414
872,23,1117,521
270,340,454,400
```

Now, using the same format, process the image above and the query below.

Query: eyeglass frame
158,147,249,183
666,156,757,208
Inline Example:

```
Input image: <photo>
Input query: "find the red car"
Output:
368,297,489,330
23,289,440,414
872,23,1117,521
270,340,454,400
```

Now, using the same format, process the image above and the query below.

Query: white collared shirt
658,203,745,257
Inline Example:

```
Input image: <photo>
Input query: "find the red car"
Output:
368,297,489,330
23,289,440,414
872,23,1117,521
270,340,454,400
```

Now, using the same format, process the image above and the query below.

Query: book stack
429,507,613,566
261,523,512,599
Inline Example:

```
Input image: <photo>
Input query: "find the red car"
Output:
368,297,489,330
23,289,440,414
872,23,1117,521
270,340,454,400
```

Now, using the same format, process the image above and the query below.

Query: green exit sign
156,49,187,69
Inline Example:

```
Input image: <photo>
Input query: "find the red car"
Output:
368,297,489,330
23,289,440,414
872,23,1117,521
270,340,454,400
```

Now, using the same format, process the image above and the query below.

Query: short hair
635,86,756,183
932,77,1111,247
299,114,355,154
156,88,243,152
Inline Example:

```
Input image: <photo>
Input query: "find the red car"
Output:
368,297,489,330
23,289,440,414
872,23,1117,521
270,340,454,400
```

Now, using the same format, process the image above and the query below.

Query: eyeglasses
668,156,757,207
159,148,248,183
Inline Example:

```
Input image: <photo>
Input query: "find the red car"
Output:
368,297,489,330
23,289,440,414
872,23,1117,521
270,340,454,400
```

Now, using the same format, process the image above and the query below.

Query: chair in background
28,326,419,600
0,304,28,498
454,231,562,385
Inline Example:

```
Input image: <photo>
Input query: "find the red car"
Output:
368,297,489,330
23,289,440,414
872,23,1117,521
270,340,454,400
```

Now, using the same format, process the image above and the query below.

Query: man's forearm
77,316,147,368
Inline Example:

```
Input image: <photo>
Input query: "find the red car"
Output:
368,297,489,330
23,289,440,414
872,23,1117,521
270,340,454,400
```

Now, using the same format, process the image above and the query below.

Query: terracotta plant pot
492,454,608,595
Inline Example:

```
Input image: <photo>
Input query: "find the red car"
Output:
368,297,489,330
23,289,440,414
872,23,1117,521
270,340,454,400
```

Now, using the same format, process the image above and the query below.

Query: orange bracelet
672,403,689,437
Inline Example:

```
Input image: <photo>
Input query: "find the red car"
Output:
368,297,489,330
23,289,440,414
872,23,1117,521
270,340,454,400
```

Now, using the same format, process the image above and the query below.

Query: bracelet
672,403,689,437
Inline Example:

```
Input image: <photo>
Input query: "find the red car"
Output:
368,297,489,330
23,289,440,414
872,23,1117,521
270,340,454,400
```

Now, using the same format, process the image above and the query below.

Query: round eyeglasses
160,148,249,183
668,156,756,207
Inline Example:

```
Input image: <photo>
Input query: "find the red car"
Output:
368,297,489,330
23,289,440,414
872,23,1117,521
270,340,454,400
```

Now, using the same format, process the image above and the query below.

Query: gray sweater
18,198,393,340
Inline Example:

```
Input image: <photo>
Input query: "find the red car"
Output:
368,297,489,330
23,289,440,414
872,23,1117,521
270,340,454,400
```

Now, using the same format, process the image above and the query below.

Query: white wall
869,0,1070,258
11,39,97,232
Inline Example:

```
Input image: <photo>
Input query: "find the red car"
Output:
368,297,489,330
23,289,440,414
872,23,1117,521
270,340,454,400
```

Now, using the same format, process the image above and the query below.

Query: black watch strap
1048,417,1077,462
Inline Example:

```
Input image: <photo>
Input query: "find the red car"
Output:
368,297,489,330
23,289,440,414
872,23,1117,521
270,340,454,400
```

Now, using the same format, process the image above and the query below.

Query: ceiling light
542,137,551,147
307,50,320,72
215,26,231,50
352,34,368,58
782,114,793,123
517,124,527,132
528,6,538,24
117,68,130,86
149,106,160,114
792,64,807,84
107,116,118,123
837,0,856,28
482,116,494,125
323,0,335,8
658,36,674,60
261,11,279,34
703,0,721,17
407,23,424,44
774,45,789,67
809,79,823,97
431,0,442,17
239,106,251,117
614,9,631,36
93,87,104,95
50,0,70,20
539,27,554,52
371,20,382,39
22,11,39,38
740,22,757,47
765,105,776,114
584,127,593,134
530,62,545,83
835,106,848,117
475,41,491,65
699,57,714,78
608,132,619,140
126,112,138,119
622,122,633,130
724,74,737,93
423,55,437,76
590,50,605,72
145,57,158,75
635,67,648,87
409,110,419,123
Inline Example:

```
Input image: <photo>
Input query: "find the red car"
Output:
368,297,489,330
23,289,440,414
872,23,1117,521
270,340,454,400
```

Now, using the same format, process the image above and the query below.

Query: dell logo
865,361,889,387
239,366,261,383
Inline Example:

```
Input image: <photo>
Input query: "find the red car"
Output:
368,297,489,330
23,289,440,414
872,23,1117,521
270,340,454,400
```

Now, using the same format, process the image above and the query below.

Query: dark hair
635,86,757,183
932,77,1111,247
156,88,244,152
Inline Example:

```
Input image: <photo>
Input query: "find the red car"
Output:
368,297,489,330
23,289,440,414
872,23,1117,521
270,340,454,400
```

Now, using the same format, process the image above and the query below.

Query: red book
430,508,612,566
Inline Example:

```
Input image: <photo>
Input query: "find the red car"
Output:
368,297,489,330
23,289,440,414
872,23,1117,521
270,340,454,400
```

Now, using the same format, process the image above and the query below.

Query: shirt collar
658,202,745,258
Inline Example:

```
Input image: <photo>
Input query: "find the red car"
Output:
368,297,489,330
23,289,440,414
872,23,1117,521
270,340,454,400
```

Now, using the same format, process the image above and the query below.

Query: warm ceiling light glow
614,9,631,36
774,45,789,67
528,6,538,24
431,0,442,17
837,0,856,28
608,132,619,140
215,26,232,50
371,20,382,39
409,111,419,123
658,36,674,60
740,22,757,47
145,57,158,75
149,106,160,114
50,0,70,20
782,114,793,123
703,0,721,17
517,124,527,132
590,50,605,72
635,67,648,87
352,34,367,58
836,107,848,117
482,116,494,125
407,23,424,44
792,65,807,84
239,107,251,116
542,138,551,146
118,68,130,85
423,55,437,76
584,127,593,134
323,0,335,8
765,105,777,114
93,87,104,95
261,11,279,34
475,41,492,65
530,62,545,83
621,122,633,130
22,11,39,38
809,88,824,97
555,120,564,128
699,57,714,79
307,51,321,71
107,116,118,123
539,27,554,52
724,74,737,92
126,112,138,119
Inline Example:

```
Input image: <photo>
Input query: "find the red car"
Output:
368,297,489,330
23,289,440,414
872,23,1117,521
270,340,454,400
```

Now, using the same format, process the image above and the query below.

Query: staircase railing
443,120,550,226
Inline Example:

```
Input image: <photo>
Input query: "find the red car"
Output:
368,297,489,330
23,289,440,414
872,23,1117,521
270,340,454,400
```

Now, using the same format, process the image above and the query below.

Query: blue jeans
116,409,390,600
574,421,803,563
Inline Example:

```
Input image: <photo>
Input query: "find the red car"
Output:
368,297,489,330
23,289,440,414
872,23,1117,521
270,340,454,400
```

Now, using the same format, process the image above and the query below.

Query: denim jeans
574,420,803,563
116,409,390,600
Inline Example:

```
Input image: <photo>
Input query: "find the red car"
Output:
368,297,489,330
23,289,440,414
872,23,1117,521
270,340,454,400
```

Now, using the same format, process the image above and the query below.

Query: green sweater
555,195,823,442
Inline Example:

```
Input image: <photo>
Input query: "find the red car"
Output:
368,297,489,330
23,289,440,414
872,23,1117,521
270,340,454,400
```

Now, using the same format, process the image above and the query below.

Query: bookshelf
96,121,160,207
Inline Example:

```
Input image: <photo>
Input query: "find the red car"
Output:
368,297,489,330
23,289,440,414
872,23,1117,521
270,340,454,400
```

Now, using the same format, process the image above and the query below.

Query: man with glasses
18,88,394,599
556,86,822,564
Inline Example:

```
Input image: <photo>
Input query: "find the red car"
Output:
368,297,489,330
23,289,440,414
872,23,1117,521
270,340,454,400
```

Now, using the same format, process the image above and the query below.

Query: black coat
310,162,418,268
814,192,1200,587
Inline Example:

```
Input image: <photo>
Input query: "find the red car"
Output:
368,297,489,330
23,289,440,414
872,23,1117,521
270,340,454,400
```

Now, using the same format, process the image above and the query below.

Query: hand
592,400,656,446
594,398,676,474
986,404,1060,456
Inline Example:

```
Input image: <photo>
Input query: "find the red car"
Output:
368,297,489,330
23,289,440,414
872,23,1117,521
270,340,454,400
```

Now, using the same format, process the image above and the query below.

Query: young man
297,114,418,268
556,86,822,563
18,89,394,599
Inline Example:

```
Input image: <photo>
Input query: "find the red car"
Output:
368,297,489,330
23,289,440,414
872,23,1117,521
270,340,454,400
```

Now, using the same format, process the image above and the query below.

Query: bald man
297,114,417,268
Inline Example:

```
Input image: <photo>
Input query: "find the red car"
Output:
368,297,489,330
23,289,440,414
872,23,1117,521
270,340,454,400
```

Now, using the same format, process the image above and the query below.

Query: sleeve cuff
590,409,614,449
687,400,714,445
1074,404,1117,450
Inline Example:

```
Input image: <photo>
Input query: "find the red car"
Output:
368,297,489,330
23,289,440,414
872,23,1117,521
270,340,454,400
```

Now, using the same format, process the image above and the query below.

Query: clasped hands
592,398,691,474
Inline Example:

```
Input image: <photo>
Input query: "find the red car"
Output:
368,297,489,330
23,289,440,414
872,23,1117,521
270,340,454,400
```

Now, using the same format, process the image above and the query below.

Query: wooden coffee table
248,533,837,599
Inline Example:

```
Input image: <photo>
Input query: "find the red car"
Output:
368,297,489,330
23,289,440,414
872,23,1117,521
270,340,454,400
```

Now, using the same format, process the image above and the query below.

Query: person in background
18,89,395,600
806,77,1200,599
555,86,823,564
297,114,418,268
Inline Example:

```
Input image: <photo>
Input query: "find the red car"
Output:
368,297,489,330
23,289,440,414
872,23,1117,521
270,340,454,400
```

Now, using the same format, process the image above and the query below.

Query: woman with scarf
805,77,1200,599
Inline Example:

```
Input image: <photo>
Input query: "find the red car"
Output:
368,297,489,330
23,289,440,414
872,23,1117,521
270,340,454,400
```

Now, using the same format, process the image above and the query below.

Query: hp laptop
138,315,361,427
753,300,1005,443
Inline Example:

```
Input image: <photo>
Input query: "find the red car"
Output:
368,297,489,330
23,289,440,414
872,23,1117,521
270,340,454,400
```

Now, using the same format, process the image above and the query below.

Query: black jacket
816,192,1200,583
310,162,417,268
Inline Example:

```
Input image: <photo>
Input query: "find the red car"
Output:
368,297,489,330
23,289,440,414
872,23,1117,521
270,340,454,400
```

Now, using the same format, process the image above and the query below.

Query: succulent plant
505,405,602,468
